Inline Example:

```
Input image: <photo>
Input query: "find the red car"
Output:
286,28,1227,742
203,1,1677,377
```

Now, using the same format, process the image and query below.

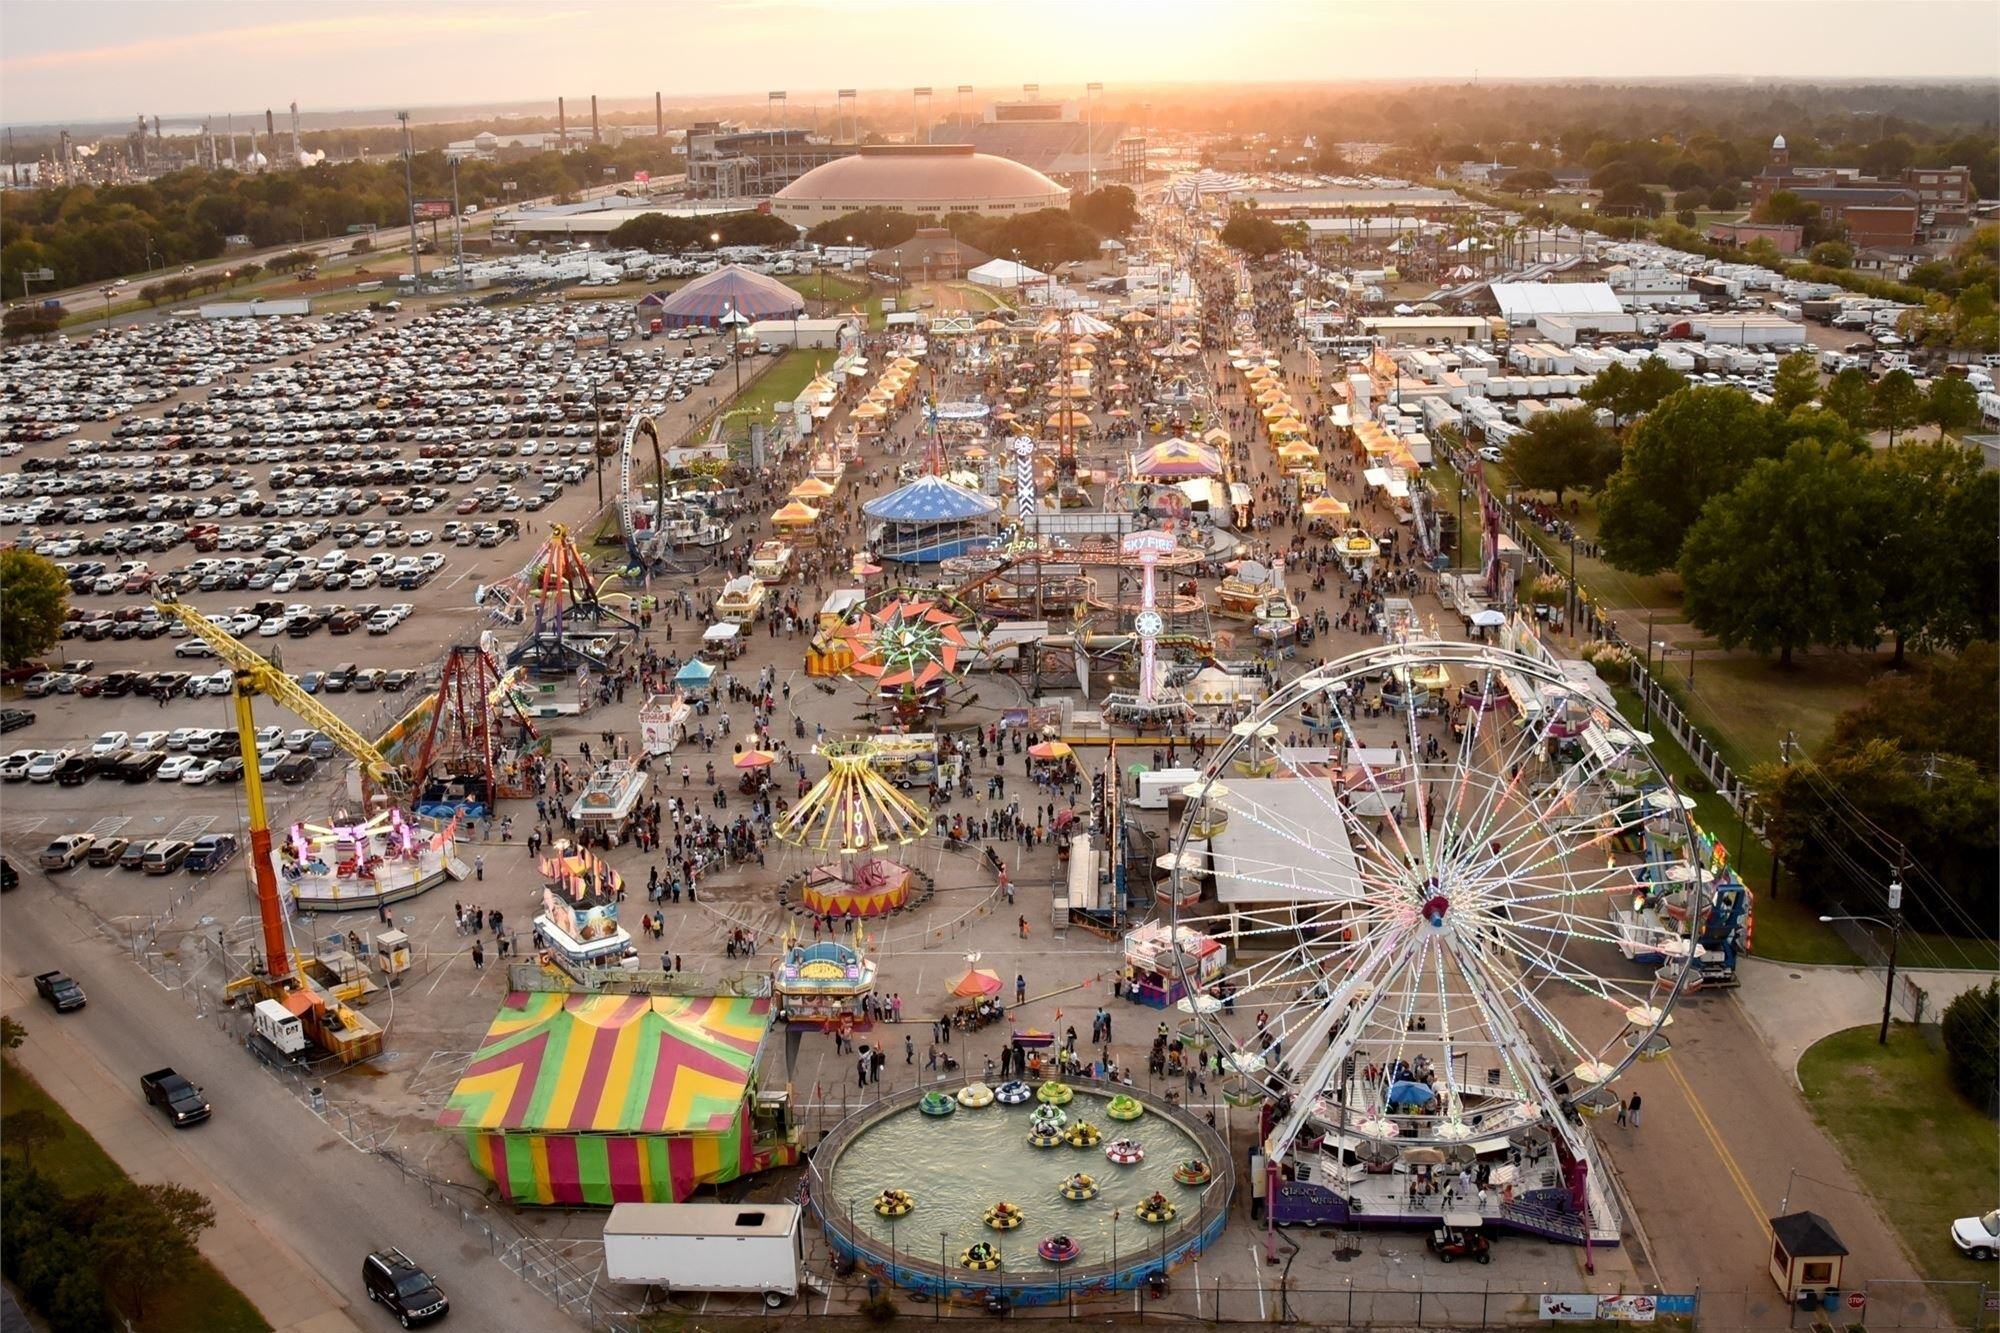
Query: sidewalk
1734,957,2000,1081
2,982,364,1333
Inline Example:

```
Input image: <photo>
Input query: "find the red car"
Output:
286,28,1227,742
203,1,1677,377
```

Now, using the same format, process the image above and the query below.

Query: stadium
771,144,1068,225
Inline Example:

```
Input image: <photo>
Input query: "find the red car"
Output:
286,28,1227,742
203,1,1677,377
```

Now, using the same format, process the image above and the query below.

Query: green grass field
784,271,866,304
727,348,830,428
1798,1026,1999,1330
1,1058,270,1333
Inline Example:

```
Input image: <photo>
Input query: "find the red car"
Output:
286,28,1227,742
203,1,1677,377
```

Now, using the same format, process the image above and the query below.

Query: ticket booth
1769,1211,1848,1308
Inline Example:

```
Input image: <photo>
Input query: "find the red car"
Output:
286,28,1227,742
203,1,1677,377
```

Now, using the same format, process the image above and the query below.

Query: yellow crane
154,597,407,988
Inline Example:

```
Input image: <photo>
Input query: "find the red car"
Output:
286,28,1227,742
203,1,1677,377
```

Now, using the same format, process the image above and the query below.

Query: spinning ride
1165,643,1713,1243
841,594,973,725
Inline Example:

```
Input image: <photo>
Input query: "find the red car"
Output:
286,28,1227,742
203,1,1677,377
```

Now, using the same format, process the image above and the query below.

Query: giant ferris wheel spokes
1164,642,1708,1161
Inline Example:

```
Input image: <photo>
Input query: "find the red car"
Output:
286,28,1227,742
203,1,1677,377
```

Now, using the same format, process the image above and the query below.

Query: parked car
0,708,35,733
87,837,131,867
183,834,238,873
362,1247,449,1327
1952,1209,2000,1260
38,834,93,870
141,839,193,874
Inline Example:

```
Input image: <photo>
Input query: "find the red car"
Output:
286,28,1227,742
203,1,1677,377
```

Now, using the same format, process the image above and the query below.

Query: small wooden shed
1769,1210,1848,1303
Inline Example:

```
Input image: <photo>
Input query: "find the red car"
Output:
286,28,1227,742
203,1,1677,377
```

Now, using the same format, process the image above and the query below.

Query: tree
232,261,262,284
1668,160,1713,191
1069,185,1138,238
1808,240,1853,269
1677,440,1883,666
1219,210,1285,258
2,306,61,341
1871,368,1925,444
1,1015,23,1048
804,209,923,249
1499,407,1618,502
0,549,68,666
0,1109,62,1169
1821,367,1874,430
91,1185,210,1318
1708,183,1740,212
1754,190,1817,227
1770,350,1821,414
350,235,372,254
1673,187,1709,214
1600,181,1664,217
1941,981,1999,1113
138,282,164,307
1597,386,1781,574
1581,355,1687,428
1926,374,1982,438
1873,441,1999,665
1504,168,1557,194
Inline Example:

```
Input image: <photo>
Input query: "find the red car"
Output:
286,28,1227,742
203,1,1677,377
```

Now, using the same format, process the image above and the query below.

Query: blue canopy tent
862,475,1000,563
1386,1080,1439,1111
674,657,716,695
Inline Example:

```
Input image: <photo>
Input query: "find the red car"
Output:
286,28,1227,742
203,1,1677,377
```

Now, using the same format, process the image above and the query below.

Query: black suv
362,1247,448,1327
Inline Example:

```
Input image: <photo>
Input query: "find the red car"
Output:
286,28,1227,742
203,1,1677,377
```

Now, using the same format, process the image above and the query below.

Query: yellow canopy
850,402,887,418
789,477,837,499
772,501,821,525
1302,495,1351,518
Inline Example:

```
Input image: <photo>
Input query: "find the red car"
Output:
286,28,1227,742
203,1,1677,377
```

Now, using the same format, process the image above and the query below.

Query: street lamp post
1821,875,1904,1046
99,284,117,328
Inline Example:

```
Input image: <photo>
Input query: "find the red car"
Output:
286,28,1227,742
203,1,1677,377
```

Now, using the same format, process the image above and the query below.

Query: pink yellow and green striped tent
440,992,793,1205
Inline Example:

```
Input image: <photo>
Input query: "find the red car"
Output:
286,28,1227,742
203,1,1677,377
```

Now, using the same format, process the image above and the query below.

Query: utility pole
399,111,421,291
449,155,466,287
1879,872,1904,1045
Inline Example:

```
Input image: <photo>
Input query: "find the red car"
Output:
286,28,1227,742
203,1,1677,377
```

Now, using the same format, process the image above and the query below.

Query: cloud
2,8,585,73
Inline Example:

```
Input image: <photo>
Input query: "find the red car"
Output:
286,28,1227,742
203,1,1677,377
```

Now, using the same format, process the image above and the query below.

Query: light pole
1821,875,1903,1046
98,284,116,328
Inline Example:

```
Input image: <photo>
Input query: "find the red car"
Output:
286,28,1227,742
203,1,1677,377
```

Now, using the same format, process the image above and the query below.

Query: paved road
1,869,576,1332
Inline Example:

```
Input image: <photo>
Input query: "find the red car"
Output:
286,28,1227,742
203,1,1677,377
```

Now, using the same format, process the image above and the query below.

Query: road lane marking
1661,1051,1769,1237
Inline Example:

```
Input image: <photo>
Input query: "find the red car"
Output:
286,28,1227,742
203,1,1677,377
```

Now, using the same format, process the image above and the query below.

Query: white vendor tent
969,258,1047,289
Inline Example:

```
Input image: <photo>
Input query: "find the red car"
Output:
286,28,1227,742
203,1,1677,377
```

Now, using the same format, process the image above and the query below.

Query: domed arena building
772,144,1069,225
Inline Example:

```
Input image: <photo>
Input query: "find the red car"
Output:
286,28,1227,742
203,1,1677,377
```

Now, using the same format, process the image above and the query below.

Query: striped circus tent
440,992,795,1204
650,265,806,327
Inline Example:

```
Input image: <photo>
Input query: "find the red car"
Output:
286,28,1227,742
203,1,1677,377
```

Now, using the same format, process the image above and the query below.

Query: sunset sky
3,0,1996,125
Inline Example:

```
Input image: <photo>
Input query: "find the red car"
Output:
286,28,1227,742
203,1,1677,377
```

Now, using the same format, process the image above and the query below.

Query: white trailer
1134,767,1204,810
603,1203,801,1307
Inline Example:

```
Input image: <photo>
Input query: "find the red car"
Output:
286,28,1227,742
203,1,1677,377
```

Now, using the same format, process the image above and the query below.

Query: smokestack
591,94,600,144
558,97,567,151
655,92,663,139
265,108,274,140
290,101,301,167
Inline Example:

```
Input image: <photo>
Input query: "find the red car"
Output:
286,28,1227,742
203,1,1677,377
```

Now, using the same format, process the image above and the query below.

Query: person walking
1626,1093,1642,1128
905,1034,915,1065
470,939,484,971
1615,1096,1629,1128
1015,973,1027,1005
474,853,484,881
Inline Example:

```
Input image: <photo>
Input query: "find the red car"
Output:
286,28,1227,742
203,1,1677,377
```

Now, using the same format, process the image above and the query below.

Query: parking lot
0,294,753,871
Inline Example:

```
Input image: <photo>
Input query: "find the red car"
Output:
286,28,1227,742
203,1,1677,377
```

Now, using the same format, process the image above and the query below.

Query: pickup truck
140,1067,211,1126
34,970,85,1012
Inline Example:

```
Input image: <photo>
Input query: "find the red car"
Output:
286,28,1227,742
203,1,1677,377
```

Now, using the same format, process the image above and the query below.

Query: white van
316,548,348,572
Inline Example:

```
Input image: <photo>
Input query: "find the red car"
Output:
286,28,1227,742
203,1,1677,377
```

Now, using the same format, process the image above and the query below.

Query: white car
254,725,285,749
26,750,72,782
257,749,291,779
155,755,197,782
165,727,200,750
200,670,234,696
180,759,223,785
0,750,42,780
258,617,287,637
91,730,131,757
1952,1209,2000,1260
132,731,169,752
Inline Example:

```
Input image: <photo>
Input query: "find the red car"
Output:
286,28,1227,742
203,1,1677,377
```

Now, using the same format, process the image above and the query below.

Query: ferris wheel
1164,641,1709,1157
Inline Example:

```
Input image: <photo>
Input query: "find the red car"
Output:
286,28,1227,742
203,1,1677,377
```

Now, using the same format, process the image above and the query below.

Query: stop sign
1846,1292,1867,1311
